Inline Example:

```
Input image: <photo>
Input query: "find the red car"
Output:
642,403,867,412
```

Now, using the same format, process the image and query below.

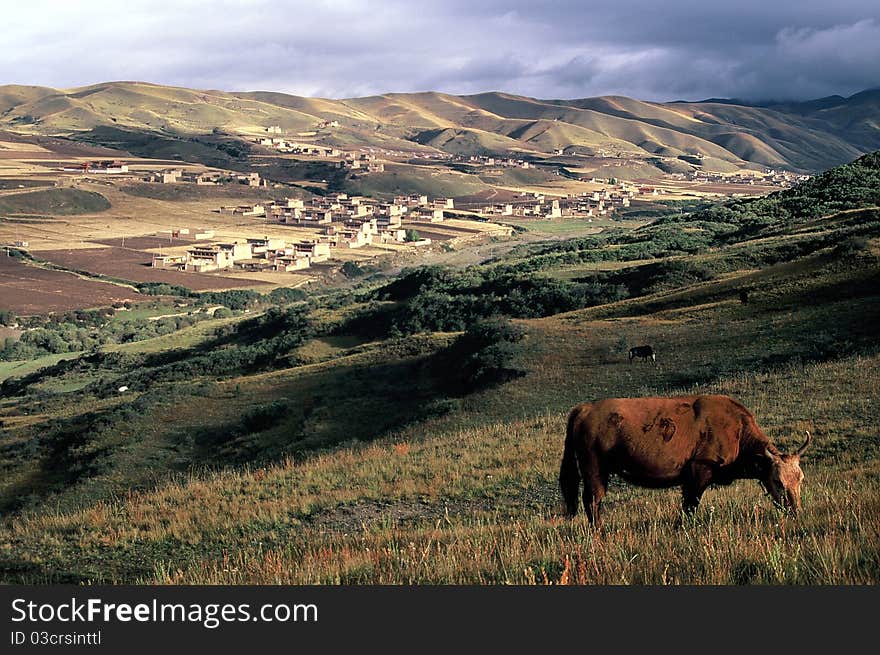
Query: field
90,236,213,249
36,247,268,290
0,178,52,190
0,254,138,314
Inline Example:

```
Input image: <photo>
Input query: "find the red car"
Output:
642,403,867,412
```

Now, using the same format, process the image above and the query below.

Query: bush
268,287,308,304
835,236,870,256
341,261,365,278
434,316,526,391
239,399,292,433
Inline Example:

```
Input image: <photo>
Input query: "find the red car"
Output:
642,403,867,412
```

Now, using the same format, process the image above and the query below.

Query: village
254,123,402,174
476,187,636,218
148,192,469,275
672,166,812,188
15,129,811,289
149,181,649,276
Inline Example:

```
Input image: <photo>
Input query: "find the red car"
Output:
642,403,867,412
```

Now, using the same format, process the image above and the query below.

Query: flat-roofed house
294,240,331,261
247,237,286,255
274,255,311,272
218,242,253,260
376,209,402,228
546,200,562,218
413,207,445,222
300,209,332,224
151,253,187,269
185,246,231,272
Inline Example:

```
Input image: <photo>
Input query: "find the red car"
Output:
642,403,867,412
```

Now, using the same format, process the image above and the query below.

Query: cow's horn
797,431,811,457
764,447,776,460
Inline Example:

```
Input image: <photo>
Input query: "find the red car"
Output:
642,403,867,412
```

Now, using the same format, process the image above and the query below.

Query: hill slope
0,154,878,584
1,82,878,172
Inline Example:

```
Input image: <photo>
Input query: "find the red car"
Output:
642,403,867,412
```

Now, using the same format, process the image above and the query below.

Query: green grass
0,351,84,383
106,304,186,322
101,312,243,354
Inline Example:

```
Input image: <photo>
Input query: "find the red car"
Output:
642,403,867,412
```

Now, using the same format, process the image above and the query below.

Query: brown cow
559,395,810,523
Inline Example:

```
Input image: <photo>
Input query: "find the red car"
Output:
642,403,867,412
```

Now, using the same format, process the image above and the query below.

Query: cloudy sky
2,0,878,101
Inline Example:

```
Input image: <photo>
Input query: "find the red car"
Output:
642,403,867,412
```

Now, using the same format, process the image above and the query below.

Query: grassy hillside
345,163,490,198
1,82,878,172
0,188,110,216
0,154,878,584
0,241,876,583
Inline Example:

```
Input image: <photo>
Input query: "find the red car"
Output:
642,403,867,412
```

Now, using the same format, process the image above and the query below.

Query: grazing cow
559,395,810,524
629,345,655,363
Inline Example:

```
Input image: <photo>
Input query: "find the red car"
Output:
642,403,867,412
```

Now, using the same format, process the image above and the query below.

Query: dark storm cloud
1,0,878,101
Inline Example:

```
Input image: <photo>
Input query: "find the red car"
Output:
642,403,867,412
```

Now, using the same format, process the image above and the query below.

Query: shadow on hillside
177,354,466,468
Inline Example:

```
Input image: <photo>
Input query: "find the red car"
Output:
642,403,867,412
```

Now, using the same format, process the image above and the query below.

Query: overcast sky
2,0,878,101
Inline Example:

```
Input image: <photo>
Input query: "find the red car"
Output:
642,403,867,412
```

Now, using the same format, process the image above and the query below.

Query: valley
0,138,878,583
0,79,879,586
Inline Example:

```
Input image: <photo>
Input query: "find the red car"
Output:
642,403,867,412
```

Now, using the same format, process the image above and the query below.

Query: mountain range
2,81,879,172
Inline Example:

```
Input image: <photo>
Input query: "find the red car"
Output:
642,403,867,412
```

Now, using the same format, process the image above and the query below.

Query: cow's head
761,431,811,514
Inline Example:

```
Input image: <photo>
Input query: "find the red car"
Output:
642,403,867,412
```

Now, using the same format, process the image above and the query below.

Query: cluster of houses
142,169,266,187
212,192,453,251
254,135,387,175
480,189,633,219
337,153,385,173
456,155,534,169
762,169,812,187
256,139,342,157
670,168,811,188
151,234,331,274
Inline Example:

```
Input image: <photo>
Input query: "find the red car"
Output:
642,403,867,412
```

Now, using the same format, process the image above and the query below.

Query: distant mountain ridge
1,81,878,172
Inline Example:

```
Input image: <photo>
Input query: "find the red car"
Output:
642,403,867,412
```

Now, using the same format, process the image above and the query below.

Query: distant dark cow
559,395,810,524
628,345,655,363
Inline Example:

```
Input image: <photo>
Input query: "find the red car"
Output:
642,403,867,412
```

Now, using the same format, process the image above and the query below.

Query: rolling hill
1,81,878,172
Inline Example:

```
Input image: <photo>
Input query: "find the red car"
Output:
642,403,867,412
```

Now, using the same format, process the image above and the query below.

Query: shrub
341,261,365,278
434,316,526,391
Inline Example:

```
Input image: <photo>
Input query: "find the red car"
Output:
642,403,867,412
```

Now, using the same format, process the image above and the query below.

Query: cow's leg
681,462,713,516
580,453,608,526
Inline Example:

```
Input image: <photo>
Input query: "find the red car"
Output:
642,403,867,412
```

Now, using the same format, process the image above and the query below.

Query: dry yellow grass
2,345,876,584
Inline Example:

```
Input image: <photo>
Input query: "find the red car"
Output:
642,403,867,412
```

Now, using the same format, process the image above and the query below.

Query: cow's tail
559,406,582,516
